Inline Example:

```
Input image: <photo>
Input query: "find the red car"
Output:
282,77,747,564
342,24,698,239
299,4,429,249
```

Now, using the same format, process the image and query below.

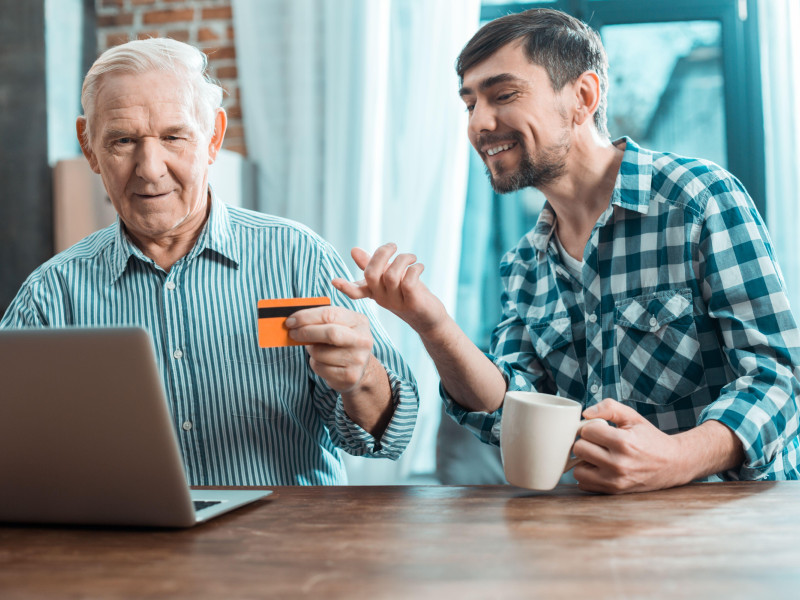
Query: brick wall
94,0,246,155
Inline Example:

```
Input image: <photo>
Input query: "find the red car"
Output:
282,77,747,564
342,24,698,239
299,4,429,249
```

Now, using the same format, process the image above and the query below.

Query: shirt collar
530,136,652,257
107,187,240,284
190,188,240,267
611,136,653,215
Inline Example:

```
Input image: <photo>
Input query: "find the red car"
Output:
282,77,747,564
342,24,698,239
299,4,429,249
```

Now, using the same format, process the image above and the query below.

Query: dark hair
456,8,609,137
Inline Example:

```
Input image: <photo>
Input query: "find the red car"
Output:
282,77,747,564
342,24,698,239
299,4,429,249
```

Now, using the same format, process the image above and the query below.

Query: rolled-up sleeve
441,250,549,447
696,178,800,480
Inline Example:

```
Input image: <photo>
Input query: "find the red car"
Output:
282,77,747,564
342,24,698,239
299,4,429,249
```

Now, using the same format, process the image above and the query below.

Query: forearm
340,354,394,438
674,420,744,484
419,316,507,413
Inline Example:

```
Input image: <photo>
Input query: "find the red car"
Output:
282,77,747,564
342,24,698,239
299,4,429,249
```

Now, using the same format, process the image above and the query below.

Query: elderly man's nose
135,140,168,180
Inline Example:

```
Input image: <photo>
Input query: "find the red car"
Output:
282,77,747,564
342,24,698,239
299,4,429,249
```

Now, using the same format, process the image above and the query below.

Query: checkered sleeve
441,249,549,447
695,175,800,480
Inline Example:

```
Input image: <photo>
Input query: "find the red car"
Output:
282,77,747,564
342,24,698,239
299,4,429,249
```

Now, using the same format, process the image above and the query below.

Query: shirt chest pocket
614,288,705,406
527,316,578,395
224,332,306,420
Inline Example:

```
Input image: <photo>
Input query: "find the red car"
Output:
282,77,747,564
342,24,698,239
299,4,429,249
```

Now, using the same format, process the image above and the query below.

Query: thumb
331,278,371,300
583,398,646,428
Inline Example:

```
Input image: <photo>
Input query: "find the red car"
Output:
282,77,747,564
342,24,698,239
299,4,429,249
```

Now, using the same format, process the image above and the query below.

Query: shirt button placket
163,273,191,440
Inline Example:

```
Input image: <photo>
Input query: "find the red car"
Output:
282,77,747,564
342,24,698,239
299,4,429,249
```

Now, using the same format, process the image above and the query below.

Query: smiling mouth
134,191,171,199
485,142,517,157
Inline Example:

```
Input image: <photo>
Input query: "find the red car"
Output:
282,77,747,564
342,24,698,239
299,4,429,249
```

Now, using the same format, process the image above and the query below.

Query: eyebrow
458,73,527,97
102,125,192,142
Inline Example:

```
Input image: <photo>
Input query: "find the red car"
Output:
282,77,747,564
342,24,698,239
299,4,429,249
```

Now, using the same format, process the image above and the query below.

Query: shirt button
182,421,193,431
588,313,598,323
590,384,599,394
173,349,184,359
165,281,176,291
649,317,658,327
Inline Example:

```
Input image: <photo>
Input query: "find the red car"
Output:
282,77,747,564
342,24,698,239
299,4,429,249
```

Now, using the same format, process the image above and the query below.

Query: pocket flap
615,289,692,332
528,316,572,358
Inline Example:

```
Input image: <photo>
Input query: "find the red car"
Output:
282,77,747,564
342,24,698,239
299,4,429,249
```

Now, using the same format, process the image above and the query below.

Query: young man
334,9,800,493
1,38,419,485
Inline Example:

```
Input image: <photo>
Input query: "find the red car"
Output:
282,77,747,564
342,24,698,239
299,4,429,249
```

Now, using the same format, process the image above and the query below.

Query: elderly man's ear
76,117,101,174
208,108,227,164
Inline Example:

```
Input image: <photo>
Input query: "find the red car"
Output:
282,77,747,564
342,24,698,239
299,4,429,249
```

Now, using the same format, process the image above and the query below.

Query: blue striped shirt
445,138,800,481
0,195,419,485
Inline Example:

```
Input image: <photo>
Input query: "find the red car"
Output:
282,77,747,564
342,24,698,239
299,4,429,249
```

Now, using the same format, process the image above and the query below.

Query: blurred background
1,0,798,485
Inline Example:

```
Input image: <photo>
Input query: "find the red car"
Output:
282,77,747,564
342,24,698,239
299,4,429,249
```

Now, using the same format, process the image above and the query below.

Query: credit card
257,296,331,348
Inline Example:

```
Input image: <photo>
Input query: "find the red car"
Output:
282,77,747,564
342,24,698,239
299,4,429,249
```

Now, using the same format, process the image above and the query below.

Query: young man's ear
76,117,100,174
572,71,601,127
207,108,228,164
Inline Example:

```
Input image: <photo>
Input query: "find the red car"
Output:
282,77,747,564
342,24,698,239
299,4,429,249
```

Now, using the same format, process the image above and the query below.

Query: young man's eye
498,92,517,102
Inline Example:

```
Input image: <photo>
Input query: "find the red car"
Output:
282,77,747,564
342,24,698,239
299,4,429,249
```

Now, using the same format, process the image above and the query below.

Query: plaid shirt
445,138,800,481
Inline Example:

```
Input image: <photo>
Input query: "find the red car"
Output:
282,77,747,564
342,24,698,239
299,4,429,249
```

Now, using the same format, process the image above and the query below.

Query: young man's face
78,70,223,246
459,41,573,193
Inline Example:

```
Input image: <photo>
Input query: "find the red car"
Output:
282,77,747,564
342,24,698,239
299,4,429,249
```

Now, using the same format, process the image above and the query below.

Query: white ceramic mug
500,391,603,490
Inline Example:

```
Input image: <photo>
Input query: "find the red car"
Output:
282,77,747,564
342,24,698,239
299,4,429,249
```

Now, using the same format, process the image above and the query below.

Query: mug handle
563,418,606,473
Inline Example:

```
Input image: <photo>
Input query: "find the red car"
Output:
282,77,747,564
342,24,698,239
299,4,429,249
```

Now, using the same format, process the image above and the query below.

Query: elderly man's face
78,70,224,246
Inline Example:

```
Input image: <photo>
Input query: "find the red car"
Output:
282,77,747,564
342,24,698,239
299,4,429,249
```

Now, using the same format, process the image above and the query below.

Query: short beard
485,133,569,194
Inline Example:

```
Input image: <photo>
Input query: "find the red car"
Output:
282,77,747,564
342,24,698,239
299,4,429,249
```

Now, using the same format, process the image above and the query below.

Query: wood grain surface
1,482,799,599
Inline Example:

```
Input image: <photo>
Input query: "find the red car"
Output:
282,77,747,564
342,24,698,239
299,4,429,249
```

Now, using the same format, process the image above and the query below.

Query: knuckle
382,272,400,288
399,277,416,293
327,328,345,346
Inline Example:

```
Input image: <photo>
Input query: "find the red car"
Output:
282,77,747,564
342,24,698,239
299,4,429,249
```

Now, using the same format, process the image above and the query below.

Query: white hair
80,38,224,144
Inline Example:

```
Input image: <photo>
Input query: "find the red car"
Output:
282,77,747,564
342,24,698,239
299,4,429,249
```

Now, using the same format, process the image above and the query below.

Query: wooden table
1,482,799,598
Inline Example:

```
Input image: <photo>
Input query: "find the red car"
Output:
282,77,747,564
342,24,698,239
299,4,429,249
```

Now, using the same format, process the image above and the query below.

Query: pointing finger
382,253,418,290
351,247,372,271
363,243,398,291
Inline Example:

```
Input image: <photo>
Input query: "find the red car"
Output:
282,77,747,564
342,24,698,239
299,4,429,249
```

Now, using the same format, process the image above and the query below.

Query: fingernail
583,404,598,416
285,317,296,327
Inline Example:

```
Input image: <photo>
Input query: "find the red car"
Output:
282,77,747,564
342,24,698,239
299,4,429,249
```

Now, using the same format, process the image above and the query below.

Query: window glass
602,21,727,167
455,150,545,351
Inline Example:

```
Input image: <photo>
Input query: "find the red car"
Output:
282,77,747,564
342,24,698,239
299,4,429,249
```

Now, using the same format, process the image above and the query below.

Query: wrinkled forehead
91,70,200,131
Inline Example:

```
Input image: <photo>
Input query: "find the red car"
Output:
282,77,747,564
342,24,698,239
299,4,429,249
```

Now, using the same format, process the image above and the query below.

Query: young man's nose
469,101,497,138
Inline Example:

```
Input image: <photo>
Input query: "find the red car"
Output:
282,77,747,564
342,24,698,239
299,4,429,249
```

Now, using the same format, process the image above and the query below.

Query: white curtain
760,0,800,313
232,0,481,482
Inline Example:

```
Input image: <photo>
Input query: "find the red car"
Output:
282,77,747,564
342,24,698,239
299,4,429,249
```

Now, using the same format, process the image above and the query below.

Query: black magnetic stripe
258,304,326,319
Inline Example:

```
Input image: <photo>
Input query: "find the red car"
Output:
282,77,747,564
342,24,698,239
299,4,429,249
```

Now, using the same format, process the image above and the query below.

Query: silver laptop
0,326,272,527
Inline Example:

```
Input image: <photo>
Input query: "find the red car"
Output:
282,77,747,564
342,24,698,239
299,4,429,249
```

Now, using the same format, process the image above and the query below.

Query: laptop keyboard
193,500,222,511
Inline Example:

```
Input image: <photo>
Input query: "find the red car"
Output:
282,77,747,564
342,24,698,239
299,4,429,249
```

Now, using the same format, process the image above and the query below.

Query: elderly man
335,8,800,493
0,38,418,486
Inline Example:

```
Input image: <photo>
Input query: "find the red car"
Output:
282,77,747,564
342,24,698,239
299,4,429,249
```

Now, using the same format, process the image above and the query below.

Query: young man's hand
332,243,448,336
571,398,743,494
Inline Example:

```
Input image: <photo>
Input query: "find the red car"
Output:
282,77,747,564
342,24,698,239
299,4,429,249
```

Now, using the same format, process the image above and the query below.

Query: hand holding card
257,297,331,348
